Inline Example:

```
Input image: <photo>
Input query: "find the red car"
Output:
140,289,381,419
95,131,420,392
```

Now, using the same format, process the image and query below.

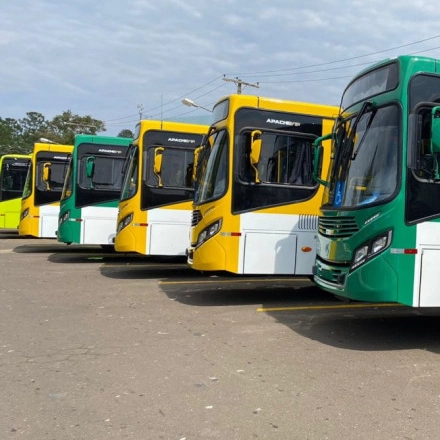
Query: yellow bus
0,154,31,229
19,142,73,238
187,94,337,275
115,120,208,255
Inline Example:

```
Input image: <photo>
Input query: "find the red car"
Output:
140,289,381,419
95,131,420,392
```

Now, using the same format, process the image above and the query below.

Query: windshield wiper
352,103,375,160
343,100,373,160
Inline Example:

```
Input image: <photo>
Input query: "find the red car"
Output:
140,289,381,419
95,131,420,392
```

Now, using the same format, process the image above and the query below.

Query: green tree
45,110,106,145
0,110,106,156
19,112,48,151
0,117,28,155
117,129,134,138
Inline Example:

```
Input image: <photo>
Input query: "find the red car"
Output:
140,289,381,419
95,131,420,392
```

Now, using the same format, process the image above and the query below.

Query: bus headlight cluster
117,213,133,232
20,208,29,220
350,230,392,271
59,210,70,226
196,219,222,248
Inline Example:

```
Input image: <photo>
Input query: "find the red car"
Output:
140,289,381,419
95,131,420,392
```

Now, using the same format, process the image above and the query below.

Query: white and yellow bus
19,142,73,238
115,120,208,256
187,94,337,275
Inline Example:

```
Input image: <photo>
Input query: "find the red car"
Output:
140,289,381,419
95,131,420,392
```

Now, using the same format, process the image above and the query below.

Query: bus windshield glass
145,146,195,188
78,155,125,190
22,164,33,199
341,62,399,111
323,103,400,208
0,158,30,202
120,147,138,201
240,130,316,186
36,160,67,192
195,130,228,203
60,157,73,201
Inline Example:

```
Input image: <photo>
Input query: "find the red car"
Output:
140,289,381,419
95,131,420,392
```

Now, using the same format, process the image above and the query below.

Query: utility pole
223,76,259,94
137,104,144,119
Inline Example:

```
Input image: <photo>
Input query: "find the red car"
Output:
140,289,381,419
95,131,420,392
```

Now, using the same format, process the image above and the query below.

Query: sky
2,0,440,136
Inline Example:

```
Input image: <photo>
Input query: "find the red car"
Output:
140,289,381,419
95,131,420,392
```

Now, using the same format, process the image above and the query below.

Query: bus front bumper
187,239,227,272
314,255,398,303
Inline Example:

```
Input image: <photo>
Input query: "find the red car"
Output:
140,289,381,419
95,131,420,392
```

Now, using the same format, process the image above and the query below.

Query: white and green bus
57,135,131,246
313,55,440,307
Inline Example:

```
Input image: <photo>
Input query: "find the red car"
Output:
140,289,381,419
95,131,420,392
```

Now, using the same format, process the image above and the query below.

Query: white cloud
1,0,440,134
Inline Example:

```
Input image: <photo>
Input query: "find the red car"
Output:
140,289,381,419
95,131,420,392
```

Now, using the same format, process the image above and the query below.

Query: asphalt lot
2,230,440,439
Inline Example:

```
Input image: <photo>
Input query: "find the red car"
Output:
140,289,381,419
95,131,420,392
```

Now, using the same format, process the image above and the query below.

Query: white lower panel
243,232,297,275
82,207,118,245
239,212,317,275
40,205,60,238
147,208,191,256
149,223,190,256
419,248,440,307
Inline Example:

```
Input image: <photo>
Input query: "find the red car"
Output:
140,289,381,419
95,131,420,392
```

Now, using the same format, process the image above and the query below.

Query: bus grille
298,214,318,231
191,210,202,227
318,216,359,238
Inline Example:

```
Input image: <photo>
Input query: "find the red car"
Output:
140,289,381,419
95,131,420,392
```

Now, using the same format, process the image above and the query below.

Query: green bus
57,135,131,246
0,154,31,229
313,55,440,307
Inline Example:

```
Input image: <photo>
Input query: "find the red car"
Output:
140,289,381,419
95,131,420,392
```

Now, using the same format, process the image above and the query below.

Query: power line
103,34,440,127
225,34,440,77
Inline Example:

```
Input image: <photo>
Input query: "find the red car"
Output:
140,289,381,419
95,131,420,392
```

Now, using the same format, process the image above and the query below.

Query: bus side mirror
154,146,165,187
430,106,440,179
86,156,96,188
86,156,95,178
313,133,332,187
192,146,203,182
43,162,51,190
250,130,262,183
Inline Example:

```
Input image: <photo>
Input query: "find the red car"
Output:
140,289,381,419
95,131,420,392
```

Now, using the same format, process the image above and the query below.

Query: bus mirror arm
430,106,440,179
250,130,262,183
312,134,332,187
154,147,165,187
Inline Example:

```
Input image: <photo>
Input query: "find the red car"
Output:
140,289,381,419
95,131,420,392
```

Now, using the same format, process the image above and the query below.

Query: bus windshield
323,103,400,208
60,157,73,201
195,126,318,205
195,130,229,204
34,154,70,206
0,158,29,202
120,147,138,201
78,155,125,191
245,130,316,186
22,164,33,199
145,147,194,188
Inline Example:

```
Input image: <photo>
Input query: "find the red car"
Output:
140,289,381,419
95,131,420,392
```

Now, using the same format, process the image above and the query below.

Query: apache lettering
266,118,301,127
168,138,196,144
98,149,122,154
12,162,29,167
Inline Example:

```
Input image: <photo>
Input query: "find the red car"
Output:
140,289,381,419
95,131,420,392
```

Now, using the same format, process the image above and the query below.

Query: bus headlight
351,230,392,271
59,210,70,226
196,219,222,248
117,213,133,232
20,208,29,220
